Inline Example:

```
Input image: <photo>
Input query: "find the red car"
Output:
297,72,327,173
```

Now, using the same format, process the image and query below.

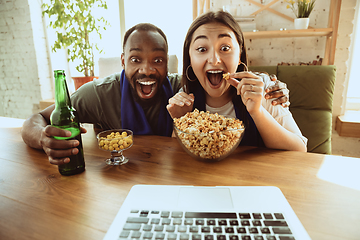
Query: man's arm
21,106,53,149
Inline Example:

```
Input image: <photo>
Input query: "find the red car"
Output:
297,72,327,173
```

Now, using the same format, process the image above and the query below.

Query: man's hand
265,74,290,108
40,125,87,165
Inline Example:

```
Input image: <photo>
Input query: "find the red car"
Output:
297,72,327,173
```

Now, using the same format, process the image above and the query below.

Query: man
21,23,289,166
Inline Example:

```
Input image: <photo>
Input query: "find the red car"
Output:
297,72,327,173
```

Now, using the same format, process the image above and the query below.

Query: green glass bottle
50,70,85,175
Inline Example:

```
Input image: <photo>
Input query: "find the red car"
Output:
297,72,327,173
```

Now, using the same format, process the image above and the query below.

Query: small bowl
174,119,245,162
96,129,133,165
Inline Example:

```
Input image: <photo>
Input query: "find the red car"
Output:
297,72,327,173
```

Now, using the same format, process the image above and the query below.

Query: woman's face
189,22,241,98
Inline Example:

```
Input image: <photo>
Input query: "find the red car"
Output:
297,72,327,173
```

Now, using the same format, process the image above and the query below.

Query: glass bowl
96,129,133,165
173,112,245,162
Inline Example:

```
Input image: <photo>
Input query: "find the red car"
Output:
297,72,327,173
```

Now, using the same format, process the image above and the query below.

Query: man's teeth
137,80,156,85
207,70,223,74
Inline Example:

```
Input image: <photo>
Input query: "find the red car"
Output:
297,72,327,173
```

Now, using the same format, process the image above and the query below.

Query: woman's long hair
182,10,250,126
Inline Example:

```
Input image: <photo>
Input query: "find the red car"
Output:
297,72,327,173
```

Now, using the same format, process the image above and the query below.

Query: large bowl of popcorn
97,129,133,165
173,109,245,162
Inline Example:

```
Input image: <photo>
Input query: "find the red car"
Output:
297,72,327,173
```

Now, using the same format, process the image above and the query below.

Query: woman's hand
166,92,195,119
225,71,264,115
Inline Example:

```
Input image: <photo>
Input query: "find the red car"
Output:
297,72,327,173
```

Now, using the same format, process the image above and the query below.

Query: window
43,0,121,92
122,0,193,72
346,0,360,111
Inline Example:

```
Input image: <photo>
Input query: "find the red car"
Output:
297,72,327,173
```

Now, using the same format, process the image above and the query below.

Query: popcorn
223,72,230,80
174,109,244,160
98,131,133,151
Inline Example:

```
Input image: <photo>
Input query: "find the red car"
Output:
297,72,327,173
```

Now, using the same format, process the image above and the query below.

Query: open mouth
136,79,157,97
206,70,225,87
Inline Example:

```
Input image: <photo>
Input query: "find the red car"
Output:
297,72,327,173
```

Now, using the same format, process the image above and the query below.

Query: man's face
121,30,168,101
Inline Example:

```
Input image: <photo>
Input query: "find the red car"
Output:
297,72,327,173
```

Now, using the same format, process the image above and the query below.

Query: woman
167,10,307,152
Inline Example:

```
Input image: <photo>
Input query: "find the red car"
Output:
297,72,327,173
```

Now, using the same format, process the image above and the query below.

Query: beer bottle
50,70,85,175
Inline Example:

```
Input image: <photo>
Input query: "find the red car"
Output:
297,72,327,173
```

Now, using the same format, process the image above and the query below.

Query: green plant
42,0,109,77
286,0,316,18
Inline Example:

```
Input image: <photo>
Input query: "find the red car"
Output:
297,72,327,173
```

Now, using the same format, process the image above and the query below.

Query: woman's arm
251,106,307,152
226,72,307,152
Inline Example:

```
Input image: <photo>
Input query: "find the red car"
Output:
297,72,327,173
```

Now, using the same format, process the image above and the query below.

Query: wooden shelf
243,28,333,39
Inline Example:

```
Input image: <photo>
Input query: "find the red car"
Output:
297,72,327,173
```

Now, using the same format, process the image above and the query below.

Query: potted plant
286,0,316,29
42,0,109,89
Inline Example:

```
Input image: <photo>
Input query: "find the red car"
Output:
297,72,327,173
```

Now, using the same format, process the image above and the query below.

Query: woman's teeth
207,70,224,86
207,70,223,74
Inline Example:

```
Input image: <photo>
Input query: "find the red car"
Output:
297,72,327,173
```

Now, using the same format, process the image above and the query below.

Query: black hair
122,23,168,52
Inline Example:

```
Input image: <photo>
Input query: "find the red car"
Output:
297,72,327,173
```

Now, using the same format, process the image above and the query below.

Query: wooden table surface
0,118,359,240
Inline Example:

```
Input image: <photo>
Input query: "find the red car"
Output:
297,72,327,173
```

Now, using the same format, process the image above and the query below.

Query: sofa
249,65,336,154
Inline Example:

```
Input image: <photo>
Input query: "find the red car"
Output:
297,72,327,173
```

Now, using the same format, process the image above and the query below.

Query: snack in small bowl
97,129,133,165
173,109,245,161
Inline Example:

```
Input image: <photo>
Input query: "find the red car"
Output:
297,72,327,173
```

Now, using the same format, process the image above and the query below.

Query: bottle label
53,126,81,140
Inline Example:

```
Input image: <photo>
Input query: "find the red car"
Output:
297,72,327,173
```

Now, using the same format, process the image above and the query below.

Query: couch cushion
277,65,336,154
277,65,336,111
291,108,332,153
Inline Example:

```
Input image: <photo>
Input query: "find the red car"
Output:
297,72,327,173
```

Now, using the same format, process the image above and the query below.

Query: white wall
210,0,330,65
0,0,51,118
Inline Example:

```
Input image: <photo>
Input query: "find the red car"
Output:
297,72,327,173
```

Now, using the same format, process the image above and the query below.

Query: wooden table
0,118,359,240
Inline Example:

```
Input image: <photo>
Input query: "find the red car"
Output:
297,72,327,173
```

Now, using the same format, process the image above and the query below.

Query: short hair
122,23,168,52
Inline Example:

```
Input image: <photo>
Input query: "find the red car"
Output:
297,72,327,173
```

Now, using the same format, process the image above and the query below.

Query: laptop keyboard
119,210,295,240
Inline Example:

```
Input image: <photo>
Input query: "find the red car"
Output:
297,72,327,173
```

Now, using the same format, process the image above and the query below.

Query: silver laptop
103,185,311,240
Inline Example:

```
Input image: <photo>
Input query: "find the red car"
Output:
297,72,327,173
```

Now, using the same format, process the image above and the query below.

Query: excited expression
121,30,168,102
189,23,241,106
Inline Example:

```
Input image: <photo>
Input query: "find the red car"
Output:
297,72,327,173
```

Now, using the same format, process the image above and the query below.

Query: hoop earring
186,65,196,82
239,61,248,72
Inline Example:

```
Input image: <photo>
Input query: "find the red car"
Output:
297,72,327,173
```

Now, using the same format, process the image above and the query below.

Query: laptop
103,185,311,240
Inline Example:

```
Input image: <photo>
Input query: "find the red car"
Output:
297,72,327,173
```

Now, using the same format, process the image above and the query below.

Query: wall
0,0,51,119
211,0,330,65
